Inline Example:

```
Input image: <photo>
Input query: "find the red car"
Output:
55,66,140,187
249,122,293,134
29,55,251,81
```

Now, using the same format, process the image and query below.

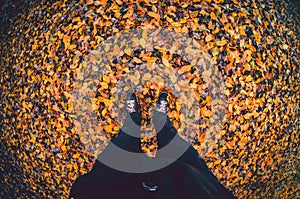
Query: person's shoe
154,91,169,114
125,92,140,114
152,91,176,149
153,91,170,132
121,92,142,137
112,92,142,152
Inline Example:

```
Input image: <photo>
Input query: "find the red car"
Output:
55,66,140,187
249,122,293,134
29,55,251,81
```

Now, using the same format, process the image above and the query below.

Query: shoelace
156,100,168,113
126,100,136,113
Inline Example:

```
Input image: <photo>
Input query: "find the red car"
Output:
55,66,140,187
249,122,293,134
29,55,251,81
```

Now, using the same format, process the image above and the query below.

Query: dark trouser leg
70,110,144,198
153,111,236,199
111,107,143,153
152,110,208,170
97,110,146,170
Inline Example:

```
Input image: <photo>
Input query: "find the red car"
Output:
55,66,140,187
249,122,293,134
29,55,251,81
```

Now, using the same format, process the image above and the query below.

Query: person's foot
111,92,142,152
154,91,169,114
153,91,170,132
121,92,142,137
125,92,140,115
152,91,176,148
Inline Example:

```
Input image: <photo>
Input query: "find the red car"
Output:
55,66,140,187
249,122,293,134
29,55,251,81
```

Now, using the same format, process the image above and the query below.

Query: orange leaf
177,65,192,74
104,125,113,132
123,6,133,19
205,34,214,42
162,57,170,67
148,11,160,21
216,40,227,46
210,12,217,20
94,1,101,6
73,153,80,159
199,133,206,143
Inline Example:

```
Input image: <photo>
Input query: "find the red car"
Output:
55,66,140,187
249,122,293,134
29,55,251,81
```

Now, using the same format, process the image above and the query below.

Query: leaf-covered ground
0,0,299,198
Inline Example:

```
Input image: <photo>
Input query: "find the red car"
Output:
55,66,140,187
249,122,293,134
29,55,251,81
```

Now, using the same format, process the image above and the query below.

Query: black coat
70,128,236,199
